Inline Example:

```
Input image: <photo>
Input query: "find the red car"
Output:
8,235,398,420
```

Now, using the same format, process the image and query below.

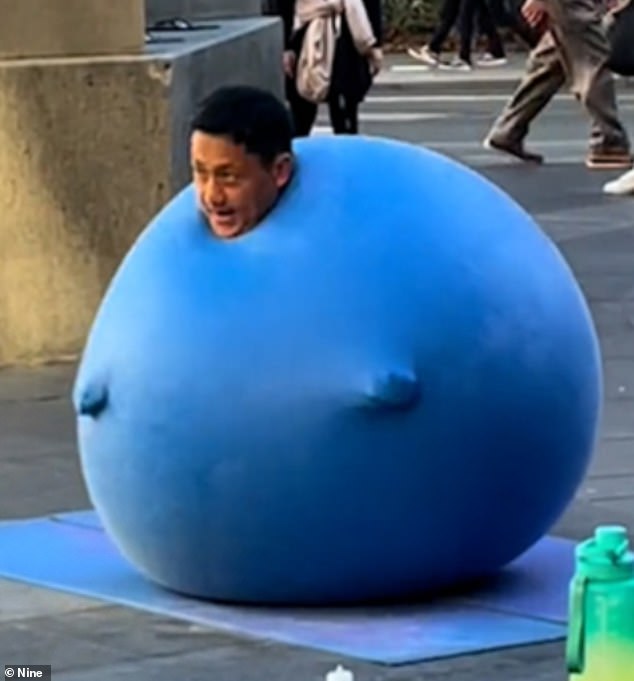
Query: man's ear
272,152,294,190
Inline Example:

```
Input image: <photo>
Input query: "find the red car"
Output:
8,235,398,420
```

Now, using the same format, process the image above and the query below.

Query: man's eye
218,172,239,185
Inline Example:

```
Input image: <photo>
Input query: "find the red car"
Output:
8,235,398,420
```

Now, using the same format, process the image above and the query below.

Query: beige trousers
489,0,629,152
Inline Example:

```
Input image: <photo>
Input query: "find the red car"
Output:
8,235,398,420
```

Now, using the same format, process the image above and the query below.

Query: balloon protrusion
77,382,109,418
363,370,421,411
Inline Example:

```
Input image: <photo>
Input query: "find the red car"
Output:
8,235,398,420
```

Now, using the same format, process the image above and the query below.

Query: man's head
190,85,294,239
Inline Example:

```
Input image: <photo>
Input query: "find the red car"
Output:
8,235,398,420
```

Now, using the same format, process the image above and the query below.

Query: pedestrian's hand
283,50,296,78
368,47,383,77
521,0,548,28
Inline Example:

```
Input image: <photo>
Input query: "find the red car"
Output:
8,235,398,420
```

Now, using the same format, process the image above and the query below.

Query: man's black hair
191,85,293,165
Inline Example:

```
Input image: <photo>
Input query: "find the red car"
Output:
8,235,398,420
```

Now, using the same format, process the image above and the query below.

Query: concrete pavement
1,67,634,680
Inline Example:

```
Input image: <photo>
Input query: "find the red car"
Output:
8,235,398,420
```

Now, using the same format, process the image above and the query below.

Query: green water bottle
566,525,634,681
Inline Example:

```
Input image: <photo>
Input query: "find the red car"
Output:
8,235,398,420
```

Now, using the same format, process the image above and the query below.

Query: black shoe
484,135,544,164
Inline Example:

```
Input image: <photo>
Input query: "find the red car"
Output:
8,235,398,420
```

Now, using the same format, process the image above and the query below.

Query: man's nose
202,177,225,206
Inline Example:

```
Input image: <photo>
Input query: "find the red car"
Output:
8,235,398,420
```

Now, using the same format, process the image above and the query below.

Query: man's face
190,131,293,239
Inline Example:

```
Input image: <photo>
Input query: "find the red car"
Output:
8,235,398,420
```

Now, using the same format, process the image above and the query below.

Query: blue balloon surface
74,135,602,605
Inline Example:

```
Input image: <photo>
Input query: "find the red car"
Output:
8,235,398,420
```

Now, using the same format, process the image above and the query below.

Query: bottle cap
576,525,634,581
325,665,354,681
596,525,628,552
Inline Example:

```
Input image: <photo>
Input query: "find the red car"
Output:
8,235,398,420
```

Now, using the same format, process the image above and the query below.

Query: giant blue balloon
73,135,601,605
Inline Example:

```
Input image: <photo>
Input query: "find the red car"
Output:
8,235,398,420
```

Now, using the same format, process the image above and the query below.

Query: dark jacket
271,0,383,103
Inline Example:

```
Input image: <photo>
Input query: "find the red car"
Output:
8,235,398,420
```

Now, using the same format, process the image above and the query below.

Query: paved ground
1,61,634,680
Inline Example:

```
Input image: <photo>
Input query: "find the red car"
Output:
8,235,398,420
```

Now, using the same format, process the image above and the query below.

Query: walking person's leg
486,0,509,26
453,0,479,68
484,30,565,162
474,0,508,64
547,0,631,168
328,95,360,134
408,0,463,65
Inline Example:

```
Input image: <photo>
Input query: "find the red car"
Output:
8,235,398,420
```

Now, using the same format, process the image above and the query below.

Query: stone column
0,0,146,59
0,1,283,366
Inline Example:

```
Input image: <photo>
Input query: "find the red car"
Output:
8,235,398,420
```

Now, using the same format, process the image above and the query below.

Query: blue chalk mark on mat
0,511,570,665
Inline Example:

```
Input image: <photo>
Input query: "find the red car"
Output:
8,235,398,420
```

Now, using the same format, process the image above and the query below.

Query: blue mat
0,511,571,665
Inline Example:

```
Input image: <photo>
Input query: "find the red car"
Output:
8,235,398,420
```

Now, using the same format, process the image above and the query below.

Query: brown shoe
586,149,632,170
484,135,544,164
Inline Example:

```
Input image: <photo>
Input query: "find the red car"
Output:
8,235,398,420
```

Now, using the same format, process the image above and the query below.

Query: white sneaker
439,57,472,71
603,168,634,195
476,53,508,67
407,44,440,67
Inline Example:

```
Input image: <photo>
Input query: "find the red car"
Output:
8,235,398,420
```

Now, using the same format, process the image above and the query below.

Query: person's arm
363,0,384,47
270,0,296,49
361,0,384,75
